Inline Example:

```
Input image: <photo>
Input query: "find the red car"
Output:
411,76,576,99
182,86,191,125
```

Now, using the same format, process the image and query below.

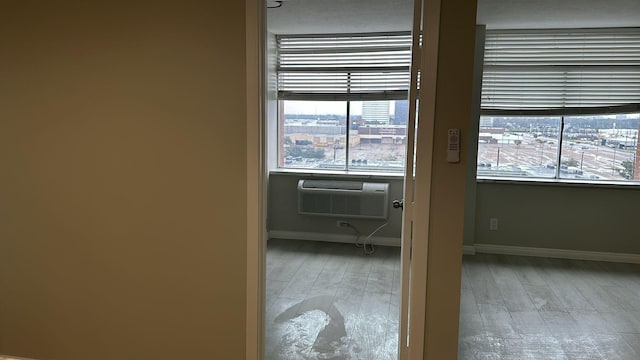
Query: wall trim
462,245,476,255
470,244,640,264
268,230,401,247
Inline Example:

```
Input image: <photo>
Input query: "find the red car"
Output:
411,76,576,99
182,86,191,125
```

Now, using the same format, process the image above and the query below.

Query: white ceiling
479,0,640,29
267,0,640,34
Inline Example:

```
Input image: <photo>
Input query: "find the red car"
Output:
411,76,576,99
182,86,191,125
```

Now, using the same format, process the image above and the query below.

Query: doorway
249,0,479,358
264,7,413,357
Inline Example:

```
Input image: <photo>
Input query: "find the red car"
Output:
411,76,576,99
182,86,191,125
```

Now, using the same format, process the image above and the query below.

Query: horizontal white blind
482,28,640,113
277,33,412,100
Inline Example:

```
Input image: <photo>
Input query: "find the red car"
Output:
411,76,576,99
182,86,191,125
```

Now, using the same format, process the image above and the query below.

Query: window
478,28,640,183
478,114,640,181
281,100,347,169
276,33,412,172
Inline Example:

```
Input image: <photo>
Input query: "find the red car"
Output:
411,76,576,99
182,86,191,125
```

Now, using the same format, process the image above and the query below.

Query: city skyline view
280,100,408,171
283,100,400,116
279,102,640,182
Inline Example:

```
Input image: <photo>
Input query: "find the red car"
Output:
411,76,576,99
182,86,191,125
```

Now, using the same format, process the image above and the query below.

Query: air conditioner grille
297,180,389,219
300,180,364,191
300,193,332,214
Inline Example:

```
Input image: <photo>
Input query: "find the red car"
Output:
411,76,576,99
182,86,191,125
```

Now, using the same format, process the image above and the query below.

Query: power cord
345,222,388,255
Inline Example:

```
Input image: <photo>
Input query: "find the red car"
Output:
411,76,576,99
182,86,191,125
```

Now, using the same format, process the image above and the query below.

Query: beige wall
422,0,477,356
0,2,247,359
462,25,486,247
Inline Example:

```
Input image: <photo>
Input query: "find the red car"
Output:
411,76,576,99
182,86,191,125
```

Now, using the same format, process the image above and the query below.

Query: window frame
277,99,409,174
477,27,640,186
275,32,413,175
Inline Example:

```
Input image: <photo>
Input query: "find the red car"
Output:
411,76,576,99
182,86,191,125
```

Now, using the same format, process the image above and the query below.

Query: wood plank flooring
460,253,640,360
266,239,640,359
266,238,401,360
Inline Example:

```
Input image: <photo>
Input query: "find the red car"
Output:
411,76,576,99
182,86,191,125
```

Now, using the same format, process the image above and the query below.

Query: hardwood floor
266,239,640,359
265,238,401,360
461,253,640,359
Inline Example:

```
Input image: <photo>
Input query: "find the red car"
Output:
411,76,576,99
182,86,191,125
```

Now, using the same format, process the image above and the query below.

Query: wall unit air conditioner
297,180,389,220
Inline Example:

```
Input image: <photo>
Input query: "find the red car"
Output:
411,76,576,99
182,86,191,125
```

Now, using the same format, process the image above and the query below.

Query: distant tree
286,146,325,159
619,160,634,179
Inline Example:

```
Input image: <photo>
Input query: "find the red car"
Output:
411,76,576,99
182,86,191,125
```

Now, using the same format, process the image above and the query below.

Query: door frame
245,0,266,359
245,0,478,358
398,0,442,357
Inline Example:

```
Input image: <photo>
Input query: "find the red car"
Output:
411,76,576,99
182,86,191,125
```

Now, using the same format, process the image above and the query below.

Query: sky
284,100,397,116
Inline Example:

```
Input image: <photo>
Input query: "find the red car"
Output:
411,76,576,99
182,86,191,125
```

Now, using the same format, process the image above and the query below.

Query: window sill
269,168,404,180
477,176,640,190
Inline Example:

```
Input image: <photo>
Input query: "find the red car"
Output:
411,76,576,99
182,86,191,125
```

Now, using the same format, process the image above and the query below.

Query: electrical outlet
337,220,349,227
489,218,498,231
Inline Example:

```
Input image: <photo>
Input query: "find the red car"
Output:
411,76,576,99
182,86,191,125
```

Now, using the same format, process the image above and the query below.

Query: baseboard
470,244,640,264
268,230,401,247
266,235,640,263
462,245,476,255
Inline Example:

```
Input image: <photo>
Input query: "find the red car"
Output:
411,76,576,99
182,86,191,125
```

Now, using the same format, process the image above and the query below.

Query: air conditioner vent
297,180,389,219
300,180,364,191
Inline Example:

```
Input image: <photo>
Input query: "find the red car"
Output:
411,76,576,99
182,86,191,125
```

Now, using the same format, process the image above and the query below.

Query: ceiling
267,0,640,34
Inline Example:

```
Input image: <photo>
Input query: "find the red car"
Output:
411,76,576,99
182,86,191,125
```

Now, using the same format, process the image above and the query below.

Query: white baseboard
469,244,640,264
462,245,476,255
268,230,401,247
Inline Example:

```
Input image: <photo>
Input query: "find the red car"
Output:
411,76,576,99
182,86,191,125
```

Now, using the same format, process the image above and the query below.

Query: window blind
277,32,412,101
482,28,640,114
